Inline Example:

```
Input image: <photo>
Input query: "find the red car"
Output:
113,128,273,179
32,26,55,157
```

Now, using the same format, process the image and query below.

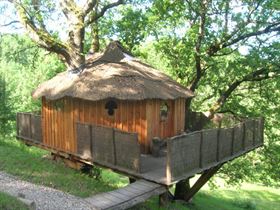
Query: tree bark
10,0,125,71
90,12,100,53
60,0,86,69
174,178,191,201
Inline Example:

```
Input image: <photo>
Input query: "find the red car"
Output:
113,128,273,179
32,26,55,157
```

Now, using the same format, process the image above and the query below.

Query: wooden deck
16,112,264,186
85,179,166,210
141,155,167,184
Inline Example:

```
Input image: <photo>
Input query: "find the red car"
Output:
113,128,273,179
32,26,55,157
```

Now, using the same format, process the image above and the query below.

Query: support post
174,178,191,200
159,189,174,207
183,164,223,202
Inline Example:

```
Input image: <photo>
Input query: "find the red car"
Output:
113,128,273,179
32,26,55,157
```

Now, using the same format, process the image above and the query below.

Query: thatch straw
32,41,194,101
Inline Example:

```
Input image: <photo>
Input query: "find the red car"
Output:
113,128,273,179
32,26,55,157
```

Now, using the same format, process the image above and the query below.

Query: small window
160,102,169,121
105,100,118,116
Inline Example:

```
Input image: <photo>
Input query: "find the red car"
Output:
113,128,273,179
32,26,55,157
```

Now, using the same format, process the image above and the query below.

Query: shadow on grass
0,138,128,197
133,186,280,210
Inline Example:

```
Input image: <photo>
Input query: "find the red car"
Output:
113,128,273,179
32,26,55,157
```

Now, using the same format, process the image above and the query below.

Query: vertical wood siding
42,97,185,154
146,98,185,143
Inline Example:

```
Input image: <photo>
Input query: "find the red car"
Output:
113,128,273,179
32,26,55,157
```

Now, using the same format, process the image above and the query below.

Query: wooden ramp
85,179,166,210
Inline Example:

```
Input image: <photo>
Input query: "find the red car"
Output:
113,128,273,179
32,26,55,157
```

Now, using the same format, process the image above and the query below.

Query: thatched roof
32,41,194,101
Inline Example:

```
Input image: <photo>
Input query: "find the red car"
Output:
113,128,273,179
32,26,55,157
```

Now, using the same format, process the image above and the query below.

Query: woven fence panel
30,115,42,142
168,132,201,179
244,120,255,150
233,123,244,155
17,113,31,139
254,118,264,146
114,130,140,173
201,129,218,168
218,128,233,161
76,123,92,159
92,125,115,165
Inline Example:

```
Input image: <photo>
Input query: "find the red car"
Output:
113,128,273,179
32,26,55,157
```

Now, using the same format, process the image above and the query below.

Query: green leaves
0,34,64,136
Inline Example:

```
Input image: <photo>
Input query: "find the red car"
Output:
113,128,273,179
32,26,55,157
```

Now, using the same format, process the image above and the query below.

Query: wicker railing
166,118,264,182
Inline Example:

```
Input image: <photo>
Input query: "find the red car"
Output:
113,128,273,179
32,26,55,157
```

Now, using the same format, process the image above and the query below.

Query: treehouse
16,42,264,189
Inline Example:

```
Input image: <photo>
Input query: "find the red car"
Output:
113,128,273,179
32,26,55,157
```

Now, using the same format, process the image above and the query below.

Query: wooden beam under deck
183,164,223,202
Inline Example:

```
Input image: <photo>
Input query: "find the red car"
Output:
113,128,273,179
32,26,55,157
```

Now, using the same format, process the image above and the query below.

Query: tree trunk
159,190,173,206
91,21,100,53
67,15,86,70
174,178,191,201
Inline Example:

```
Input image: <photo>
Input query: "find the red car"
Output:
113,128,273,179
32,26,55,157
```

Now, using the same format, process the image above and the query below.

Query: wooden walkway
85,180,166,210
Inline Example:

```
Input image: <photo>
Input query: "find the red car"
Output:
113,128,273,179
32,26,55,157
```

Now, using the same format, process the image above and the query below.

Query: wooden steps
85,179,166,210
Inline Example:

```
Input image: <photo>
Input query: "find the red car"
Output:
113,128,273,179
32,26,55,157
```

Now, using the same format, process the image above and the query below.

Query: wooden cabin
32,41,194,154
17,41,264,188
15,42,265,209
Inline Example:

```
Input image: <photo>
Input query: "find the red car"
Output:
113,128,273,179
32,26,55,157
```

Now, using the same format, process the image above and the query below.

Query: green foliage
234,199,257,210
0,34,64,136
0,75,12,136
0,0,279,191
127,0,280,187
81,164,102,180
0,192,29,210
100,6,149,51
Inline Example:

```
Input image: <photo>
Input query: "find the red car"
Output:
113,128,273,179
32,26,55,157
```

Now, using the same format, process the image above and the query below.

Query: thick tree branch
185,0,210,115
225,23,280,48
207,22,280,56
83,0,97,15
59,0,82,20
11,1,70,62
207,0,266,56
208,68,280,117
189,0,209,92
85,0,124,25
31,0,46,30
59,0,86,68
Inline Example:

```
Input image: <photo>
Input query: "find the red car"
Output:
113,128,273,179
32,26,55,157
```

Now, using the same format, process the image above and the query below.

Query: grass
140,183,280,210
0,138,128,197
0,192,29,210
0,138,279,210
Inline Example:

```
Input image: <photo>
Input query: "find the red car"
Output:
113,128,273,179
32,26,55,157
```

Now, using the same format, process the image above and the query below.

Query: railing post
216,128,220,162
230,127,235,156
199,131,203,168
166,139,172,184
16,113,20,137
242,122,246,151
252,119,256,146
112,128,117,166
28,113,32,139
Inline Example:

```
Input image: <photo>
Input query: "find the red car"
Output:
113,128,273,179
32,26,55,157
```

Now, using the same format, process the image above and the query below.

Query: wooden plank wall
42,97,148,153
42,97,76,153
42,97,186,154
173,98,186,135
146,98,185,143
